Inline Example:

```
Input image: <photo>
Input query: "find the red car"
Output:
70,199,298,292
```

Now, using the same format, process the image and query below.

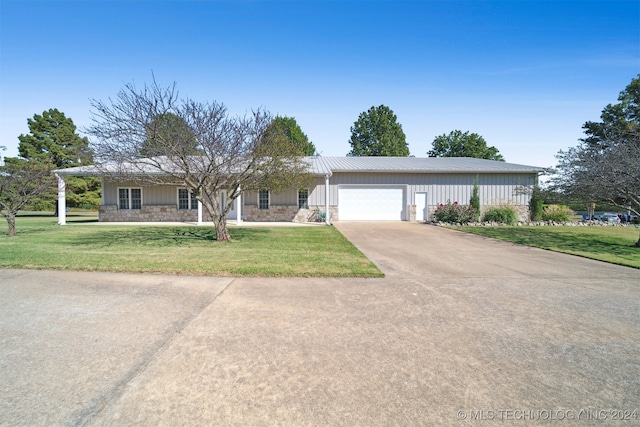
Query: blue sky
1,0,638,169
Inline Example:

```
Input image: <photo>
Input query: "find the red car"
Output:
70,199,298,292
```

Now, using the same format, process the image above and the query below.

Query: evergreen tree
469,178,480,221
18,108,92,166
529,182,544,222
18,109,99,211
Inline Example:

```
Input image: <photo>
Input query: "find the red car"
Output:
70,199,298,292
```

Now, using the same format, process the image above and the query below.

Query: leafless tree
87,80,310,242
0,158,55,236
553,75,640,247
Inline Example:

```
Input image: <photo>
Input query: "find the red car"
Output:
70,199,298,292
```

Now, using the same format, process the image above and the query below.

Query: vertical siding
103,180,182,206
270,189,298,205
242,189,299,207
103,173,536,213
308,177,326,205
328,172,535,209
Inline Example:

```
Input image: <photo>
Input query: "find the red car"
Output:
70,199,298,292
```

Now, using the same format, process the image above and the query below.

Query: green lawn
0,213,383,277
450,225,640,269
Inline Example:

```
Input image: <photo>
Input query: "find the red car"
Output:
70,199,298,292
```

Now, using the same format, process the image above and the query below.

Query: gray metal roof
55,156,544,177
308,156,544,175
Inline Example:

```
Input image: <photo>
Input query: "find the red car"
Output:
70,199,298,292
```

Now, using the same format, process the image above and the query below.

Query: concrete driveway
1,222,638,426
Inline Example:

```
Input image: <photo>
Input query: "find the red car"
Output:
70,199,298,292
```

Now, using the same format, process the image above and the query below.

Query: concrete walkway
1,222,638,426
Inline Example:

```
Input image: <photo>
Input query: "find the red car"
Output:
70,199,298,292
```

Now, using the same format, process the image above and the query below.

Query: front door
221,191,237,219
415,192,427,221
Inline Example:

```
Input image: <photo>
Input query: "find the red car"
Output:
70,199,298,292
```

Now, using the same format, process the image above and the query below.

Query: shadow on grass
462,227,639,257
68,218,100,224
71,226,271,247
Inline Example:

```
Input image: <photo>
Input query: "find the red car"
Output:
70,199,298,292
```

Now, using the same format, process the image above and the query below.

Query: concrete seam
74,278,237,427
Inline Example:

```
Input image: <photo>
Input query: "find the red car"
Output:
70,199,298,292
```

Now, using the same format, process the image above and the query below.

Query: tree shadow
71,226,271,247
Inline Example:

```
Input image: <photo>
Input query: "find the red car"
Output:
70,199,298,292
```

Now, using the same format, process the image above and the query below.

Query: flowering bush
433,200,476,224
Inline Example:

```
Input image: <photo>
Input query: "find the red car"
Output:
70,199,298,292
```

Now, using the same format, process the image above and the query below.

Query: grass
0,213,383,277
449,225,640,269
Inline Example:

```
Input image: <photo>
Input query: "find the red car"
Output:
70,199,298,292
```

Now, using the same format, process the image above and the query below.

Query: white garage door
339,186,405,220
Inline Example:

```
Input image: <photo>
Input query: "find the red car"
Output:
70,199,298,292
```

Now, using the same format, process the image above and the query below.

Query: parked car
600,213,621,223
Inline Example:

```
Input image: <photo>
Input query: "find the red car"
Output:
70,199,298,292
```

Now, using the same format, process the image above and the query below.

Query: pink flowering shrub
433,200,476,224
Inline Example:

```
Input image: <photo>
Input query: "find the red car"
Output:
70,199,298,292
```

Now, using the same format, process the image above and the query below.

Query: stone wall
99,205,206,222
408,205,416,222
308,205,339,223
242,205,299,222
239,205,339,223
99,203,341,223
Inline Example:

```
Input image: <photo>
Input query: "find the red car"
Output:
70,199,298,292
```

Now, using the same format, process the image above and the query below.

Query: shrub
482,206,518,225
529,185,543,221
541,204,574,223
433,200,476,224
469,179,481,222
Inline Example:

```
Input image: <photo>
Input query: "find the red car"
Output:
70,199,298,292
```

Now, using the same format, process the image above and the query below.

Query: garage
338,186,405,220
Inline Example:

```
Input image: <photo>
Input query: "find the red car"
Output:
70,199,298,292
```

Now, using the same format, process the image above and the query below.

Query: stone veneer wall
100,204,342,223
99,205,210,222
242,205,339,222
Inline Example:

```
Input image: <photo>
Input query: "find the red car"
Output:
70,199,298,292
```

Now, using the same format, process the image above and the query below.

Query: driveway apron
1,222,639,426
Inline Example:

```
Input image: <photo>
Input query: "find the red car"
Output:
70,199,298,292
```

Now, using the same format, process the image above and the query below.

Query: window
118,188,142,209
298,189,309,209
178,189,198,210
259,190,269,210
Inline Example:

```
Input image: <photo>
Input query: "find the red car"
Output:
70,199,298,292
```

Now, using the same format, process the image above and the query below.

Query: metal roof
308,156,544,176
55,156,544,176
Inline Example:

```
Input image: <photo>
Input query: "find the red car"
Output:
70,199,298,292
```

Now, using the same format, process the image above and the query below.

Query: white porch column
100,178,105,205
324,174,330,225
197,199,203,225
236,187,242,225
56,173,66,225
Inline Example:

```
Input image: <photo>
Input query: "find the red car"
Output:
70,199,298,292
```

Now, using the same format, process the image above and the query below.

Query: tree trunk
215,220,231,242
635,231,640,248
6,214,16,237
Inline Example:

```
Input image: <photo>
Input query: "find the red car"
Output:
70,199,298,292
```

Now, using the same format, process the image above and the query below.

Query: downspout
324,174,330,225
55,173,66,225
197,199,203,225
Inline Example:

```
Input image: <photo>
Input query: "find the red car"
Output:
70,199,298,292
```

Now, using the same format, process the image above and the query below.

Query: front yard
449,225,640,269
0,214,383,277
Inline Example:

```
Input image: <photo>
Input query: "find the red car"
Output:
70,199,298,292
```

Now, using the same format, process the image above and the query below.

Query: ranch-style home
53,156,544,225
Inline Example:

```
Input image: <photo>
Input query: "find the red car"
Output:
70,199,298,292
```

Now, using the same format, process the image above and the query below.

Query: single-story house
53,156,544,225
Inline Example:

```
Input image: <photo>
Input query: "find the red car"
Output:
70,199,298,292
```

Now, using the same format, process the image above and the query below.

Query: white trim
56,173,66,225
100,178,105,205
117,187,143,210
258,189,269,210
324,175,330,225
298,188,309,209
237,187,242,225
177,188,198,210
338,185,406,221
415,192,428,221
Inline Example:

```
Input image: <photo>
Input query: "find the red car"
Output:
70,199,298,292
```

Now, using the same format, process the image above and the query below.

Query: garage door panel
339,187,404,220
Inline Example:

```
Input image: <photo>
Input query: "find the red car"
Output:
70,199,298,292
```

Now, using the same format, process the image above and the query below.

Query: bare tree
0,158,55,236
553,75,640,247
87,80,310,242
